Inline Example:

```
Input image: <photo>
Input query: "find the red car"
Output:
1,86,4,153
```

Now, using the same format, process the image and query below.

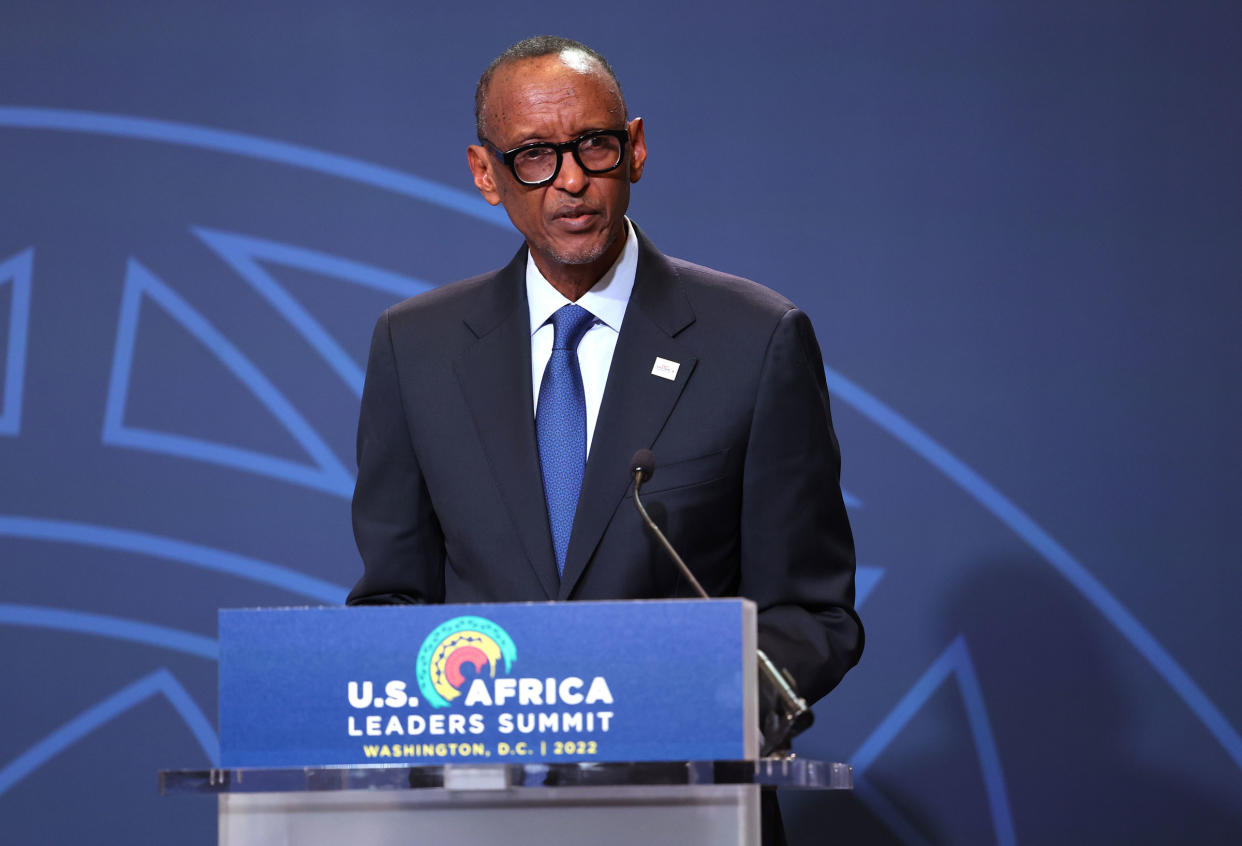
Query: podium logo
416,616,517,708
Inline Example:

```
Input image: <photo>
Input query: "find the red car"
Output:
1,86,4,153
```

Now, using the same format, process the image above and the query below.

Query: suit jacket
347,226,863,704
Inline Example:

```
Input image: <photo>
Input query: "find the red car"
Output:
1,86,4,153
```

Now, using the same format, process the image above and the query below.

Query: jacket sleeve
740,307,864,704
346,309,446,606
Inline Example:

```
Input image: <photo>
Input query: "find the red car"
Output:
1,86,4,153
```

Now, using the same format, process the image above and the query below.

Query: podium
162,600,852,844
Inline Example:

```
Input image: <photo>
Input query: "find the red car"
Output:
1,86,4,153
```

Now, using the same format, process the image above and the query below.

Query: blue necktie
536,304,596,576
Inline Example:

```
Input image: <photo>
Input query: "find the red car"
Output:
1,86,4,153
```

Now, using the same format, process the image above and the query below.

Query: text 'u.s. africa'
348,675,614,760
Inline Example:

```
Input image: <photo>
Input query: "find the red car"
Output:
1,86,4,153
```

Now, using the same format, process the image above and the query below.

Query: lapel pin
651,357,680,381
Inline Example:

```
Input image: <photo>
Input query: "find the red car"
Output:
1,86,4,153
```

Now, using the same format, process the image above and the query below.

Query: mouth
551,207,600,231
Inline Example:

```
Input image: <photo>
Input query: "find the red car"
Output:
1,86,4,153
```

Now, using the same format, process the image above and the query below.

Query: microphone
629,449,708,599
628,450,814,757
630,448,654,485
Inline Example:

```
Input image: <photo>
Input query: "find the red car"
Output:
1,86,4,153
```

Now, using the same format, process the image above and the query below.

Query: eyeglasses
484,129,629,187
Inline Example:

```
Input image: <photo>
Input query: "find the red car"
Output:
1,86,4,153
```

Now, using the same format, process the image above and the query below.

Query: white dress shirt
527,219,638,455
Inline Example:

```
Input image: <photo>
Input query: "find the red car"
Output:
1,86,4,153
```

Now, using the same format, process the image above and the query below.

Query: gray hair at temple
474,36,628,143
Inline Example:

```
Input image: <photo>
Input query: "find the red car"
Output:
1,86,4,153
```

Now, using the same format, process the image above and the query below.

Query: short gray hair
474,36,626,142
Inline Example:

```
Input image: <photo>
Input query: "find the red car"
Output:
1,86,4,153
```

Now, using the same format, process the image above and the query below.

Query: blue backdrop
2,2,1239,843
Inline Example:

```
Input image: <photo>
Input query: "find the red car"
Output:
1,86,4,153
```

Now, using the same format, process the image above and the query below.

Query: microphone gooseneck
629,449,708,599
627,449,814,757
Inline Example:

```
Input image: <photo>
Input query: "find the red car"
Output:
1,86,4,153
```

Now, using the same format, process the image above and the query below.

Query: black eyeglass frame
483,128,630,187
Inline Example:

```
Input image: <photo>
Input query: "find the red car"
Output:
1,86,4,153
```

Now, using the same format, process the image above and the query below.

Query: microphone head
630,449,655,484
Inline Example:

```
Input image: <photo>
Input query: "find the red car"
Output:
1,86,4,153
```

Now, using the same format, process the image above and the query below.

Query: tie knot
550,304,596,351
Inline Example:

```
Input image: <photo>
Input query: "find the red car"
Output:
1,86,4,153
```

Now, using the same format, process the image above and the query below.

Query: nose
552,150,588,194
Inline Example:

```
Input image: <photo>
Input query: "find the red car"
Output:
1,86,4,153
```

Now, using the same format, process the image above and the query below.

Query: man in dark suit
347,38,863,836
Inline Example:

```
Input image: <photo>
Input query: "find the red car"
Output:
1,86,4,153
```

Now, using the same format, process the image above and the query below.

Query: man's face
467,53,646,283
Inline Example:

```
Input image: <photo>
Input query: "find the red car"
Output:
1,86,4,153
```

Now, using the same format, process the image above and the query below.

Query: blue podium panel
219,599,757,768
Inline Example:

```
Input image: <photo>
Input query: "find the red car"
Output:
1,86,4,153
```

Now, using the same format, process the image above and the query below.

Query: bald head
475,36,626,143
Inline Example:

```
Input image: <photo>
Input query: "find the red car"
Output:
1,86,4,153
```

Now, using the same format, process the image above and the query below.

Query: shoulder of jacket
664,255,797,319
382,269,501,327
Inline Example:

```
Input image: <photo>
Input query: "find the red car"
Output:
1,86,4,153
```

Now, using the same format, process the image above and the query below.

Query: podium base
219,784,760,846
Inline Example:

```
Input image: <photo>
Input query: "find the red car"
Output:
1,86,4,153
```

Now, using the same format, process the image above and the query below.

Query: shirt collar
526,217,638,336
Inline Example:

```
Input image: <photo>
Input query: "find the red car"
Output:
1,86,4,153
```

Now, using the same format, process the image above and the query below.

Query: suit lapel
558,233,697,599
454,249,560,599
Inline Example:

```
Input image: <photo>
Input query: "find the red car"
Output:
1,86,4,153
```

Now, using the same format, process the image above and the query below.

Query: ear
467,145,502,206
627,117,647,184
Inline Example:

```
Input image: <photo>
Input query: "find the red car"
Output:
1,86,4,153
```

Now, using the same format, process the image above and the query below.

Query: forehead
485,53,624,144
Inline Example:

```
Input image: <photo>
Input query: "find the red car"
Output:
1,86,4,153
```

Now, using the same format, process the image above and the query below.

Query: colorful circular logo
416,616,517,708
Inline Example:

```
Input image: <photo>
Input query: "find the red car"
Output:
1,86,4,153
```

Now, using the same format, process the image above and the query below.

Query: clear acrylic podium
160,758,852,845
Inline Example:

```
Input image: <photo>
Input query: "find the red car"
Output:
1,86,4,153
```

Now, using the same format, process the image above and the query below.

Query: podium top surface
160,759,852,794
